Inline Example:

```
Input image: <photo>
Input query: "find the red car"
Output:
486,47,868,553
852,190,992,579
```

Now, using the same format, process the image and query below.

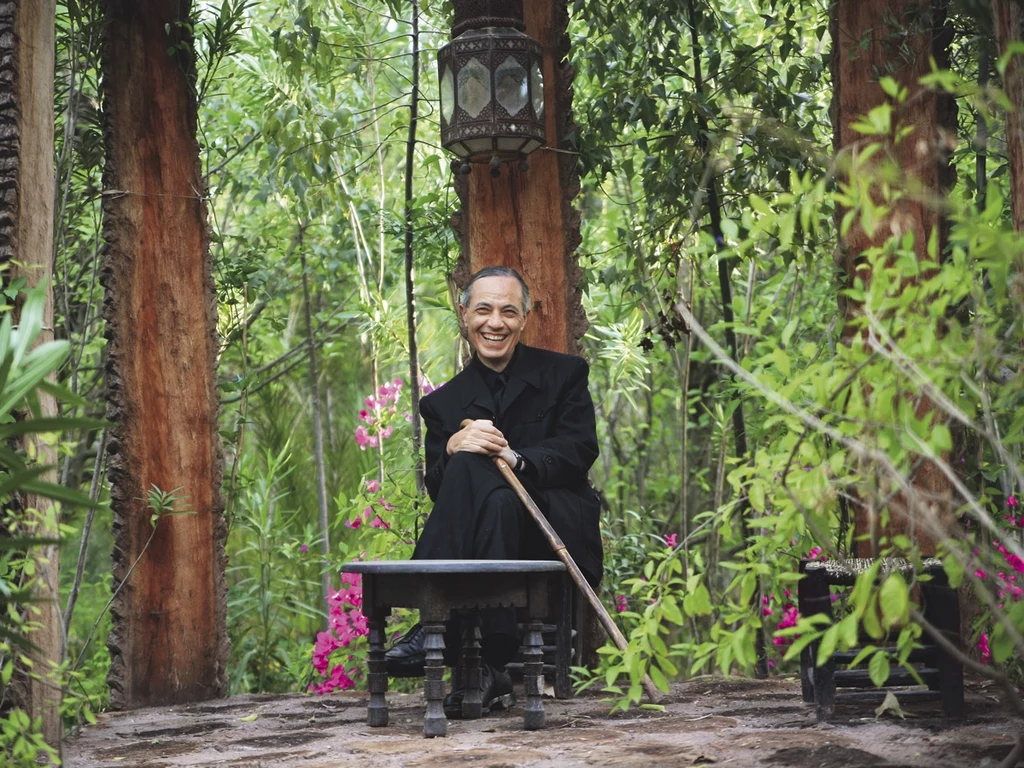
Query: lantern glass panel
531,62,544,118
495,56,528,115
465,137,493,154
458,57,490,119
440,65,454,124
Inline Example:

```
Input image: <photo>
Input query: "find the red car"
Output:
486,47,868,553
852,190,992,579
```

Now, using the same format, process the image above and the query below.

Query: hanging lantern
437,0,545,177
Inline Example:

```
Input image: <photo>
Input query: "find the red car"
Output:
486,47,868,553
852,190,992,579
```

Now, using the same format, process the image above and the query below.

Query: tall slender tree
101,0,226,708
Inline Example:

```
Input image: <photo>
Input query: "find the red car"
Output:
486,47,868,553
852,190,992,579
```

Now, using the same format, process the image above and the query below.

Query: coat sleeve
420,393,450,502
517,357,599,489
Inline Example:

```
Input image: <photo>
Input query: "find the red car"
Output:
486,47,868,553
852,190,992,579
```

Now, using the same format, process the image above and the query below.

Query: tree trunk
993,1,1024,236
832,0,957,556
0,0,62,755
454,0,585,355
101,0,227,708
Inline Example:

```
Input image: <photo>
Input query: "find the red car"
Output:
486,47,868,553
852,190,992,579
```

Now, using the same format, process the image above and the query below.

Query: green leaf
816,624,838,667
991,624,1014,665
683,584,713,617
931,424,952,453
838,613,858,649
879,573,909,629
661,596,684,626
868,650,890,687
647,664,670,693
863,597,884,640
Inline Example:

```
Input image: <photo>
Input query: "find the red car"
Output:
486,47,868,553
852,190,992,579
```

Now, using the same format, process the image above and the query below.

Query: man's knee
444,451,494,479
480,487,521,520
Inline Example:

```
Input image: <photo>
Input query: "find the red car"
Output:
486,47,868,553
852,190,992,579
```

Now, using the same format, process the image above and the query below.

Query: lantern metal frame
438,25,545,173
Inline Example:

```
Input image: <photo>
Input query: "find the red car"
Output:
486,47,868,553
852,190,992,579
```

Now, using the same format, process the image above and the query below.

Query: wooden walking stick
460,420,663,704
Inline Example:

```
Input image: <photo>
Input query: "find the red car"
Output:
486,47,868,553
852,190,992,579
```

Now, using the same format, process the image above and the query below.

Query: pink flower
1009,494,1019,508
420,375,437,395
380,424,394,439
371,516,391,529
378,497,395,512
365,479,380,493
354,425,378,450
978,632,991,664
345,517,362,529
300,544,308,554
614,594,628,613
808,546,826,561
665,533,678,548
975,568,988,580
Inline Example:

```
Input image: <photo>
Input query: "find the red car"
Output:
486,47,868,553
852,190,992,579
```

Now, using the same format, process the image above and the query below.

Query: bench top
341,559,566,575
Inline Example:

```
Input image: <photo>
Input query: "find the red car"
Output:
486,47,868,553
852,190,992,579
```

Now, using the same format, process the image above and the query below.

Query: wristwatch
511,450,524,472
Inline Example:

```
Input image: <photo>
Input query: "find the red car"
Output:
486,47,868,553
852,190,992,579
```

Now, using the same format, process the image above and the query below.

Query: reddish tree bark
992,1,1024,238
454,0,585,355
101,0,226,708
832,0,956,556
0,0,62,753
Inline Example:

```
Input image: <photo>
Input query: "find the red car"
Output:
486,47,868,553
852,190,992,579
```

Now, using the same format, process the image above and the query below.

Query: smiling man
385,266,603,719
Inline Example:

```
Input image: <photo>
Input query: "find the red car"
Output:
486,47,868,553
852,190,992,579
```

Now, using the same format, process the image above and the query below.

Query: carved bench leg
423,621,447,737
461,612,483,719
802,566,835,721
922,571,964,719
523,620,545,730
367,610,389,727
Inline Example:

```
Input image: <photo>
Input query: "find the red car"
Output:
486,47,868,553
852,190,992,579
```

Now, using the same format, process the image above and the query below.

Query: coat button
544,456,553,464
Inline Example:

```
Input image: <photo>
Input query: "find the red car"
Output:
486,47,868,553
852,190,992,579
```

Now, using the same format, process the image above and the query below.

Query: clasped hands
447,419,517,468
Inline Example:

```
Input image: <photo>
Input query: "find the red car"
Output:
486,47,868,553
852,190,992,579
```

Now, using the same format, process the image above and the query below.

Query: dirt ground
64,677,1022,768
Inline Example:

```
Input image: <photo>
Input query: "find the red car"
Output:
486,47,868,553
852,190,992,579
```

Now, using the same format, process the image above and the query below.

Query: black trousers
412,452,558,667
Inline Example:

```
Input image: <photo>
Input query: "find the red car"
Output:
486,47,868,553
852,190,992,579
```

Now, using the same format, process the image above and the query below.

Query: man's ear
457,303,468,337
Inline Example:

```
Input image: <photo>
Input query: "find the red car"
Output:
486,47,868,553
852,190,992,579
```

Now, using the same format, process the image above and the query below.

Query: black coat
418,344,604,584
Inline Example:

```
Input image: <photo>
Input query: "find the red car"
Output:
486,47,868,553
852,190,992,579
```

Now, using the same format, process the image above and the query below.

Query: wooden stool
798,558,964,721
341,559,569,737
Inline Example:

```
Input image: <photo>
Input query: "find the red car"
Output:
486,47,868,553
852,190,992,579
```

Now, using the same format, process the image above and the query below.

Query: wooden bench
341,559,569,737
798,558,964,721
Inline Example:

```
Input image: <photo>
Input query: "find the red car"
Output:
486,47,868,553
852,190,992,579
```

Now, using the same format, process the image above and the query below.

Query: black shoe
385,623,427,678
443,662,515,719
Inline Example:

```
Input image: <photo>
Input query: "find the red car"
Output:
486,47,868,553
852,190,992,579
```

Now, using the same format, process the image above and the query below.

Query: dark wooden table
341,559,569,737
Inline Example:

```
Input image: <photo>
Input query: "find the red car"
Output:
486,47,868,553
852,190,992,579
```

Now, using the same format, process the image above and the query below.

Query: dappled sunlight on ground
64,677,1020,767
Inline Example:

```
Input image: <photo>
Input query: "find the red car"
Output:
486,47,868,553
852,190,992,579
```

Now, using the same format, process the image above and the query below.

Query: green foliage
227,445,322,693
41,0,1024,727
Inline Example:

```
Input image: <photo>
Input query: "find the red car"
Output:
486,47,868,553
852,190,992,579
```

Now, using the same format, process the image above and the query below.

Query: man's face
459,275,529,372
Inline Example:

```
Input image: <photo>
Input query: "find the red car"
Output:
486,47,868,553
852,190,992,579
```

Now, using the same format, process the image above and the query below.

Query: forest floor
64,676,1021,768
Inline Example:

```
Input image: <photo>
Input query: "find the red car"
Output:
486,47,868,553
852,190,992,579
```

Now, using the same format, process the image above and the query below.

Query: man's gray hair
460,266,532,314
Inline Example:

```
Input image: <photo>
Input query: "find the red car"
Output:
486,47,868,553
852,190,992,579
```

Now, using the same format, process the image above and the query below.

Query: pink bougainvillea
978,632,992,664
309,572,368,694
664,532,678,549
354,379,405,450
